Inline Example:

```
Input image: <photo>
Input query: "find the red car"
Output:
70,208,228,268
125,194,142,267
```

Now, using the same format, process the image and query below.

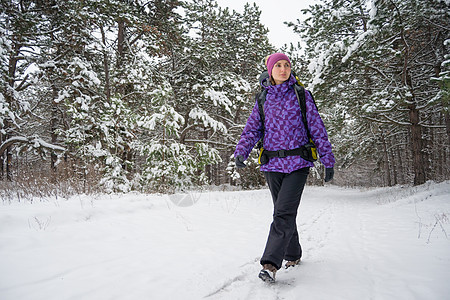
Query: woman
234,53,335,282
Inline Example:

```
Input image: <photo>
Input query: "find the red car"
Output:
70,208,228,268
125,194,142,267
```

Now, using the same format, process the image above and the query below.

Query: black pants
260,167,309,270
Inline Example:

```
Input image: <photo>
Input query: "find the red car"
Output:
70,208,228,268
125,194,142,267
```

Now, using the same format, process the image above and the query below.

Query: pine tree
290,0,449,186
0,0,276,191
159,0,273,187
0,0,71,181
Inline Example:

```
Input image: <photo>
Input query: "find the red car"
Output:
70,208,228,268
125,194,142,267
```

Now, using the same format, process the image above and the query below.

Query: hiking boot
285,258,301,269
258,263,277,283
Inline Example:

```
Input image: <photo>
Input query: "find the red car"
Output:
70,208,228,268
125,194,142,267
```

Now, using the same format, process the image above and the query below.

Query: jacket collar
266,74,296,93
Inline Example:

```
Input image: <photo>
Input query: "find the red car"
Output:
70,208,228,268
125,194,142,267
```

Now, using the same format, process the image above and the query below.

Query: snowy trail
1,182,449,300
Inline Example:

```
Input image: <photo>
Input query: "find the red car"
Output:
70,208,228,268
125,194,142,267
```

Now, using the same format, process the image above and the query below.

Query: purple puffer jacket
234,74,335,173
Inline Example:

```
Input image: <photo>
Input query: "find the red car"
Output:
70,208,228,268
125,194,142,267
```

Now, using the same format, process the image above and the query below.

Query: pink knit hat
266,53,291,77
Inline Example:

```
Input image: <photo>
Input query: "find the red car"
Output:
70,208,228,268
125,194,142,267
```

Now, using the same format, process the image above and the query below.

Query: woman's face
271,60,291,85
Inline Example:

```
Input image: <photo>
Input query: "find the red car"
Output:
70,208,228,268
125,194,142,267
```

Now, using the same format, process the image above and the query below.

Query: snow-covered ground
1,181,449,300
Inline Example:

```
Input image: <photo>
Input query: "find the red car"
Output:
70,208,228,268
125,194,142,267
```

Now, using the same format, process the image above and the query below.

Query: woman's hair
264,55,270,67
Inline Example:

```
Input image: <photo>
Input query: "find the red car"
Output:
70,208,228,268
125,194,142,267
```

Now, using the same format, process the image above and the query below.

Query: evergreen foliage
1,0,448,191
288,0,449,186
0,0,274,192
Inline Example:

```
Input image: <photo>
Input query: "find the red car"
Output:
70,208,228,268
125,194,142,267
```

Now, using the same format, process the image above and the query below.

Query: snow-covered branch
363,115,411,126
184,139,232,148
0,136,65,157
417,123,446,129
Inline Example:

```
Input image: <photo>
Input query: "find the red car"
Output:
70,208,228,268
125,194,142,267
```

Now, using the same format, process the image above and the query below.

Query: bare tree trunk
408,104,426,185
440,112,448,179
0,131,4,180
51,86,59,178
396,138,405,184
4,43,21,181
446,111,450,147
390,138,398,185
380,129,392,186
204,129,211,183
117,19,125,68
100,26,111,102
0,134,11,181
427,126,433,182
6,131,12,181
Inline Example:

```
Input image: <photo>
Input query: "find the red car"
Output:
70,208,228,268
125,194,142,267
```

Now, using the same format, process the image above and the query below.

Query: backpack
256,70,318,165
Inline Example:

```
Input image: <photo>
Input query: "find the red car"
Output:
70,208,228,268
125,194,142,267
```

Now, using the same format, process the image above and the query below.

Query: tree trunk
204,129,211,183
51,86,58,177
100,26,111,102
408,104,426,185
3,43,21,181
390,139,398,185
6,144,12,181
117,19,125,67
0,131,4,180
446,110,450,147
396,139,404,184
3,120,13,181
380,129,392,186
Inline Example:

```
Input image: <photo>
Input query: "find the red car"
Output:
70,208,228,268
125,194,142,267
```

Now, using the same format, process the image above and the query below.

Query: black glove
235,155,246,168
324,167,334,182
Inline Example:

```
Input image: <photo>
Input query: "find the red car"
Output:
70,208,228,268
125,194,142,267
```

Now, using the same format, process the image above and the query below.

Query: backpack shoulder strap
257,89,267,123
256,89,267,149
294,84,312,140
255,70,271,149
256,70,270,126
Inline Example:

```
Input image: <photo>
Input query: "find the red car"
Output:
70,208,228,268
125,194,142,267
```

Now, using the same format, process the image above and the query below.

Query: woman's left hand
324,167,334,182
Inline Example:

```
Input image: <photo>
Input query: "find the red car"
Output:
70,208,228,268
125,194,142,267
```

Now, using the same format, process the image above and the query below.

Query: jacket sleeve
305,90,335,168
234,100,263,160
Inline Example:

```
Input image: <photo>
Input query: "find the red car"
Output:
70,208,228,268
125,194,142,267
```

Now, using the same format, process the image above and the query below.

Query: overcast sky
214,0,317,49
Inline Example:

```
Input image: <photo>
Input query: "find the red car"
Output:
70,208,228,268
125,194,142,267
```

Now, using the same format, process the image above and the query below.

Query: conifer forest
0,0,449,196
